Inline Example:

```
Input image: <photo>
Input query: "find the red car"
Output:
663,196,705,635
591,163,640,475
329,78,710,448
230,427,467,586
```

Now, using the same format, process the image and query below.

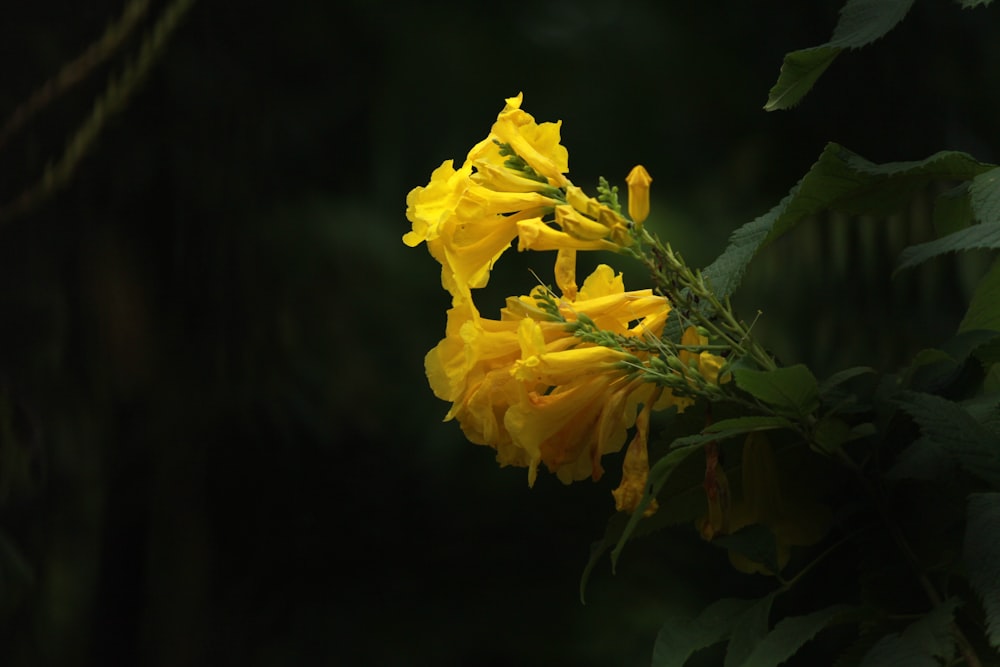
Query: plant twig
0,0,197,224
0,0,152,151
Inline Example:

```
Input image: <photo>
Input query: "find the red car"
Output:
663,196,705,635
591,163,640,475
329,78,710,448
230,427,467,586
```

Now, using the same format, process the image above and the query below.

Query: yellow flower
406,95,642,298
517,217,620,252
469,93,569,188
625,165,653,225
424,264,673,489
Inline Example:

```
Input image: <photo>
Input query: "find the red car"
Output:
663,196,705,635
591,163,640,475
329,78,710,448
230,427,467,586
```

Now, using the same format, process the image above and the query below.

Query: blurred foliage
0,0,996,665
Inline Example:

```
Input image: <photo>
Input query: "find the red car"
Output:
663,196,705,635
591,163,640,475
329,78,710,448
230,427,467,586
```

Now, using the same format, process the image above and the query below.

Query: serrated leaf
702,143,992,300
764,0,914,110
886,436,957,482
956,0,994,6
829,0,915,47
970,166,1000,223
741,603,855,667
733,364,819,418
818,366,875,396
610,444,702,572
652,597,755,667
901,598,960,661
933,183,975,237
964,492,1000,648
857,634,939,667
764,47,840,111
725,592,778,667
895,222,1000,274
960,257,1000,336
903,329,1000,391
895,391,1000,488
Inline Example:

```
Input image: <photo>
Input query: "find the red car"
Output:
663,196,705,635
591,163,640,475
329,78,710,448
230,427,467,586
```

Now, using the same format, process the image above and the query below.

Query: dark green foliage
651,597,755,667
964,493,1000,649
740,604,855,667
732,365,820,418
765,0,915,110
895,222,1000,273
960,258,1000,337
702,143,993,302
894,391,1000,488
857,634,939,667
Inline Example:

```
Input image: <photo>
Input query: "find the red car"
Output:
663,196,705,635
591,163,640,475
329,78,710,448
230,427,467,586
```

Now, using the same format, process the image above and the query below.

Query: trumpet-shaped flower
406,94,643,299
468,93,569,189
425,264,674,489
517,217,620,253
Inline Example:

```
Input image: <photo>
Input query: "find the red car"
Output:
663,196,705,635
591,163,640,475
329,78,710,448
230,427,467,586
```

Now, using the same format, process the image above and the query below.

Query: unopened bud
625,165,652,225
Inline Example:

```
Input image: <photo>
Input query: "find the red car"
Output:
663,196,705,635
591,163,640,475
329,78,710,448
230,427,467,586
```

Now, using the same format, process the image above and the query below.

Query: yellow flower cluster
404,94,724,512
403,93,631,300
424,264,674,492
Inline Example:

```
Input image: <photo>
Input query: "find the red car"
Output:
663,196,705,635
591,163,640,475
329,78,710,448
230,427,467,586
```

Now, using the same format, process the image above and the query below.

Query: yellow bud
625,165,652,225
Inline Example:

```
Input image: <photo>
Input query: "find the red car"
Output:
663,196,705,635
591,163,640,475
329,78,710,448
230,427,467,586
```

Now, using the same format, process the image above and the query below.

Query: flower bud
625,165,652,225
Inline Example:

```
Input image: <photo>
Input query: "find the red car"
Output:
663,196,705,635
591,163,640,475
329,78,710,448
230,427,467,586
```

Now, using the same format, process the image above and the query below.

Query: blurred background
0,1,997,665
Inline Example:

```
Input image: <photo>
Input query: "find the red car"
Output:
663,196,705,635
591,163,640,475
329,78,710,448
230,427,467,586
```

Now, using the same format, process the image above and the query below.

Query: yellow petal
554,248,577,301
612,397,660,516
516,218,619,252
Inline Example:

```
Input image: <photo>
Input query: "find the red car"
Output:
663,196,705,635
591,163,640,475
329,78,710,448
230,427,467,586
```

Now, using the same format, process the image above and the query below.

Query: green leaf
818,366,875,396
894,391,1000,488
725,592,778,667
964,492,1000,648
703,415,797,435
579,513,627,604
887,437,957,482
651,598,755,667
895,222,1000,274
829,0,915,47
733,364,819,418
857,634,938,667
959,257,1000,337
903,329,1000,391
956,0,994,6
702,143,992,300
813,416,854,455
970,166,1000,223
666,417,797,450
764,0,914,110
741,604,855,667
985,363,1000,393
610,444,702,572
933,183,975,237
901,598,960,661
764,47,839,112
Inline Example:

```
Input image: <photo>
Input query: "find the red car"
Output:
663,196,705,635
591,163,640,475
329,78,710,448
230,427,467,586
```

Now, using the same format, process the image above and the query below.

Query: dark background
0,1,997,665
